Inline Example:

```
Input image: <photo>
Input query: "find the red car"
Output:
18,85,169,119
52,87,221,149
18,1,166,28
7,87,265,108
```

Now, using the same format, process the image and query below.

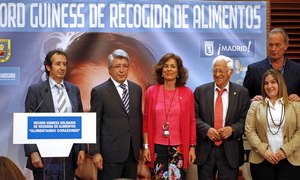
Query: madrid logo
204,41,214,56
0,39,11,63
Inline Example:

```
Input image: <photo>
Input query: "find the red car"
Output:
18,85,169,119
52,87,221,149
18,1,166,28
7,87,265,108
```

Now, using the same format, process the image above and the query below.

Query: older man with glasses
194,55,250,180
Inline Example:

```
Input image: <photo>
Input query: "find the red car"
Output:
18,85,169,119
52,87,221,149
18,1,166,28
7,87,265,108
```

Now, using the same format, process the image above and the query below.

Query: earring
161,74,164,77
177,75,179,78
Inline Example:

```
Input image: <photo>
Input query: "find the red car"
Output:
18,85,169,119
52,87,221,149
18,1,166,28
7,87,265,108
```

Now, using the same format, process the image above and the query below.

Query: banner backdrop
0,0,266,177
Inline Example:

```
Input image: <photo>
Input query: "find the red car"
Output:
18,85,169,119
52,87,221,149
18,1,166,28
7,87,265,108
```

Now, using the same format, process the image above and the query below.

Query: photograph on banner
0,0,266,179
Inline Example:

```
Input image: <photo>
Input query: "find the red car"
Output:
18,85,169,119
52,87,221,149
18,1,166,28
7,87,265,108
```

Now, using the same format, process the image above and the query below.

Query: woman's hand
264,150,279,164
275,149,287,161
143,149,151,162
188,147,196,165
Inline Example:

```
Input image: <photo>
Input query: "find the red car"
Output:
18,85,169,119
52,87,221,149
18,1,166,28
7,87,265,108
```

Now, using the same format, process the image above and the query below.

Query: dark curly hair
153,53,188,87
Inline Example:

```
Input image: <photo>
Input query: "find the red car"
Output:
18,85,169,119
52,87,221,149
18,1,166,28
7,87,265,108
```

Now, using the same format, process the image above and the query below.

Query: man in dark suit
90,49,143,180
243,28,300,101
194,55,250,180
24,49,87,179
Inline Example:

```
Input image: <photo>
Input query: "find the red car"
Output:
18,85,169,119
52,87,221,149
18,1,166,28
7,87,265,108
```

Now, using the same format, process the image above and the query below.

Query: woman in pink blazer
142,53,196,179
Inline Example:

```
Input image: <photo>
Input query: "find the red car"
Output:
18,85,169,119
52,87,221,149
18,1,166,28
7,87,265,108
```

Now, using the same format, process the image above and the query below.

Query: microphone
33,99,44,112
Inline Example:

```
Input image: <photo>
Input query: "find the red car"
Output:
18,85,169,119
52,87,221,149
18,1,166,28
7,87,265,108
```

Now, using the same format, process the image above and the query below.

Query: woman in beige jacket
245,69,300,180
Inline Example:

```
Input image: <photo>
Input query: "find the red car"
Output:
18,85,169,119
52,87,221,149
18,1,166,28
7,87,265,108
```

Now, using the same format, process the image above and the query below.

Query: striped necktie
120,84,129,113
56,84,67,113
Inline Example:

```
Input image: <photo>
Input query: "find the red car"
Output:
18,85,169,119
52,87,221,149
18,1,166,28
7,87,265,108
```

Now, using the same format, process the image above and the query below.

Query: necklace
266,101,285,135
162,86,177,138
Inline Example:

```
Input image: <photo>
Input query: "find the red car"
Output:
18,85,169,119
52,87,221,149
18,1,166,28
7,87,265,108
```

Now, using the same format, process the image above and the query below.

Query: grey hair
107,49,130,67
268,28,289,45
212,55,234,70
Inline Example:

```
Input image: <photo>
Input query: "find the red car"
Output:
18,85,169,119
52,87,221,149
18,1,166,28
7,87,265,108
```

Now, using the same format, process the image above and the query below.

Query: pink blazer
143,85,196,169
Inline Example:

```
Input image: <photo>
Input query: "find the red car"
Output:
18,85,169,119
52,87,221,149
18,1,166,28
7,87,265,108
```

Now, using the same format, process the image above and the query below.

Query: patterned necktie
56,84,67,113
214,88,226,146
120,84,129,113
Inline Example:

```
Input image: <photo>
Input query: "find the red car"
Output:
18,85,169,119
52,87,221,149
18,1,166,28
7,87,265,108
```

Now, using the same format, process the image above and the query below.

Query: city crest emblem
0,39,11,63
204,41,214,56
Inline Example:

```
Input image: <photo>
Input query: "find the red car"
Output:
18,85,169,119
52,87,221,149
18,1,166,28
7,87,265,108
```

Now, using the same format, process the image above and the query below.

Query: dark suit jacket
24,80,86,175
89,79,142,163
194,82,250,168
243,57,300,99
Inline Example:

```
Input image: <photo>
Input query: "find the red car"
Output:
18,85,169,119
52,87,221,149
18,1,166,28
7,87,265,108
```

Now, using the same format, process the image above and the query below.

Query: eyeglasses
212,69,230,74
111,65,129,70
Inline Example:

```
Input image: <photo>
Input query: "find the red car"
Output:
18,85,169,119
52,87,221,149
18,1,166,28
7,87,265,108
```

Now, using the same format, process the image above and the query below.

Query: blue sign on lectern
28,116,82,139
13,112,96,157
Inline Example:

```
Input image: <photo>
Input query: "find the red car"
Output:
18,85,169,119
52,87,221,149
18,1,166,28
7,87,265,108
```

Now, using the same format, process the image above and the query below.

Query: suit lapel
65,83,77,112
108,79,127,114
283,102,292,135
258,59,270,81
259,102,268,136
225,82,235,124
40,81,55,112
283,60,295,84
128,81,135,114
208,83,215,126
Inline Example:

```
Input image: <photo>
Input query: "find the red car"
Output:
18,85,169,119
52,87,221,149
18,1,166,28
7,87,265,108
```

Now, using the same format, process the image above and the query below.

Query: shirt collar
110,77,128,88
214,82,229,92
264,97,284,106
49,77,65,89
268,56,286,75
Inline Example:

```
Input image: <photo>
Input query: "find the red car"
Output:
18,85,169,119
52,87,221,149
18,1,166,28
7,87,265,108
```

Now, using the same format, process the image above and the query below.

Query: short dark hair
153,53,188,87
44,49,68,76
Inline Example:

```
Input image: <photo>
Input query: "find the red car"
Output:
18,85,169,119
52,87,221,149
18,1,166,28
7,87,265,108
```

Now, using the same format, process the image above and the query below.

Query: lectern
13,112,96,180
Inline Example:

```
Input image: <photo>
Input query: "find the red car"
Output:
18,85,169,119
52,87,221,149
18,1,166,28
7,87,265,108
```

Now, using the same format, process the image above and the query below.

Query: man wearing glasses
89,49,143,180
194,55,250,180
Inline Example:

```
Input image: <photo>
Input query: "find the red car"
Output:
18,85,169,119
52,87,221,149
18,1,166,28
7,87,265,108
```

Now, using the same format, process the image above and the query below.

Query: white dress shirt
265,97,285,153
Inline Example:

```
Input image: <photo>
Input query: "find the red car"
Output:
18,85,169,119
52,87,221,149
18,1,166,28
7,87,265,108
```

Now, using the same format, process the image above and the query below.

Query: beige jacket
245,101,300,165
